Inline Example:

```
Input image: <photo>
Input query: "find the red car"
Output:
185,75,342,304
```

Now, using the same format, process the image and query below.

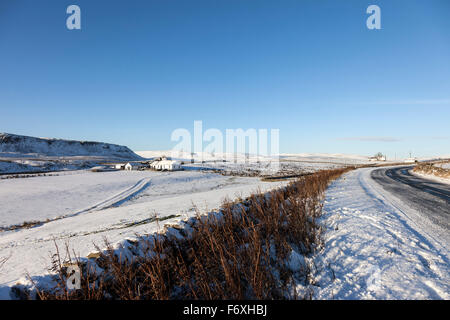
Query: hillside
0,133,141,160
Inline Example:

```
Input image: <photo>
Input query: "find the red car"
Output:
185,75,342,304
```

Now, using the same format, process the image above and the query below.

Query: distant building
369,155,386,162
150,159,182,171
125,162,143,171
115,164,125,170
404,158,417,163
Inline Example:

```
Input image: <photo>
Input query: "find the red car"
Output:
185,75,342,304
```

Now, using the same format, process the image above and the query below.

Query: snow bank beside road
412,170,450,185
412,163,450,183
311,168,449,299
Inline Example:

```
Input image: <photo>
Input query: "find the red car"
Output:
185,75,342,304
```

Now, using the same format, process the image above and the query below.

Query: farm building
404,158,418,163
150,159,182,171
124,163,144,171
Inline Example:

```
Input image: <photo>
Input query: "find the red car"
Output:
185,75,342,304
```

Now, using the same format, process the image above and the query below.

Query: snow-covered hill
0,133,141,160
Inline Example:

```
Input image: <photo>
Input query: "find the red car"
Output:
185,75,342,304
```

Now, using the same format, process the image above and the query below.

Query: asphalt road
371,166,450,231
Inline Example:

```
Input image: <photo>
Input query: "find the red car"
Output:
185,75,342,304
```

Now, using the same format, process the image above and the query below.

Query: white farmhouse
150,160,182,171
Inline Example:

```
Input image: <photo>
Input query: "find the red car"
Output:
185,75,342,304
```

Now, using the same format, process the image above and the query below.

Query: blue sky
0,0,449,158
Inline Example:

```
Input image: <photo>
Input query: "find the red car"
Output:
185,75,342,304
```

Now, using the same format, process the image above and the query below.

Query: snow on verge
412,170,450,185
309,168,449,299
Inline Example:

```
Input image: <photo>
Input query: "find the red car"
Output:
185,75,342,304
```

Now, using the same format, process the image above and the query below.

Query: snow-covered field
182,160,346,176
0,170,286,298
136,151,371,176
279,153,372,164
309,168,449,299
0,170,154,227
136,151,373,165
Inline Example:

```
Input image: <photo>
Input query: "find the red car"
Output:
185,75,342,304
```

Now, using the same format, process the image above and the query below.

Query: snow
279,153,372,164
136,150,367,176
136,151,372,165
309,168,449,299
0,170,286,298
182,160,345,176
436,163,450,170
0,170,155,227
0,161,30,173
0,133,140,160
0,133,142,174
2,143,448,300
412,170,450,185
0,159,101,174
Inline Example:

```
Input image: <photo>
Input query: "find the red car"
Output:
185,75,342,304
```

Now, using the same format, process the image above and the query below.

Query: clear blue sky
1,0,449,158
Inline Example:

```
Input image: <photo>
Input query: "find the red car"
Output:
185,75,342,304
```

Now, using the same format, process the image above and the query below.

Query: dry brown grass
413,162,450,180
22,168,351,300
0,220,44,232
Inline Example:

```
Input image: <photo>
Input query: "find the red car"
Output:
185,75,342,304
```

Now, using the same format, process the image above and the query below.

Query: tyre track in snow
0,177,151,232
68,177,152,216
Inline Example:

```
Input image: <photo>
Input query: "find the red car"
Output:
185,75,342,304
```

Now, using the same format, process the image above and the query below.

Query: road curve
371,166,450,231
